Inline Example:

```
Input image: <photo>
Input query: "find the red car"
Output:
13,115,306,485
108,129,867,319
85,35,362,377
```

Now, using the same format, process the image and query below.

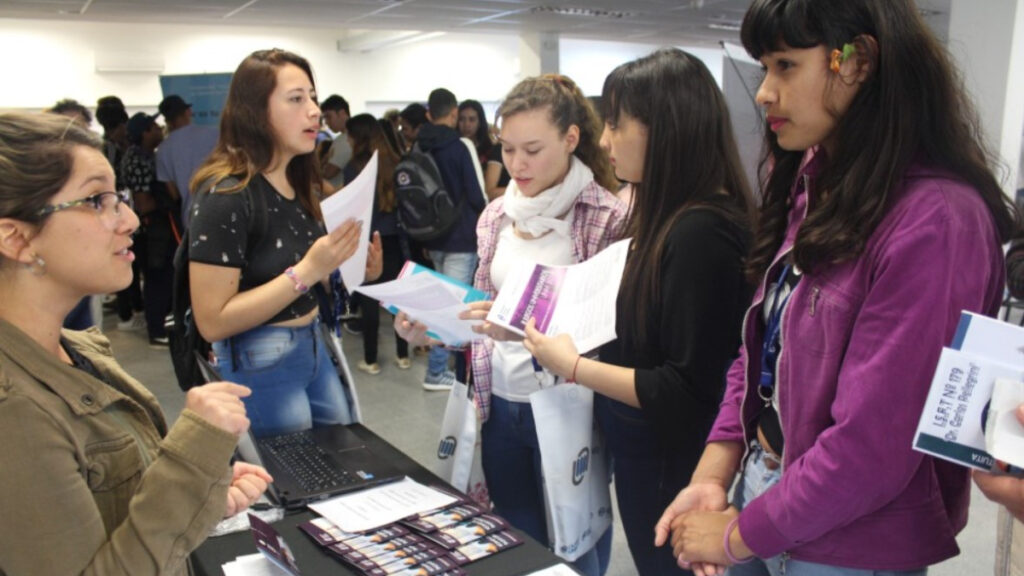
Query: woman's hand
522,317,578,378
224,462,274,517
365,231,383,282
303,219,362,280
655,482,730,575
184,382,252,437
973,404,1024,522
394,311,442,348
671,508,741,574
459,301,521,342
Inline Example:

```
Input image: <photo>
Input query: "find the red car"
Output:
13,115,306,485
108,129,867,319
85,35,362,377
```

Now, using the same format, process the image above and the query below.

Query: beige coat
0,321,236,575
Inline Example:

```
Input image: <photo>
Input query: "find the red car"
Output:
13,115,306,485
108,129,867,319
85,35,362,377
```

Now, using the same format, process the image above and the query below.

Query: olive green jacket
0,321,237,575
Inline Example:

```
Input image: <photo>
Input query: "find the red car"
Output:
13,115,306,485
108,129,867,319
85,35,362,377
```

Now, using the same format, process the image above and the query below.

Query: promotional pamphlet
321,151,377,288
486,238,630,353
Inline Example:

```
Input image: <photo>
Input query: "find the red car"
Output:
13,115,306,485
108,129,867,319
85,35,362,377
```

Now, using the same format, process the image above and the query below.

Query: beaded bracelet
724,517,753,565
284,266,309,293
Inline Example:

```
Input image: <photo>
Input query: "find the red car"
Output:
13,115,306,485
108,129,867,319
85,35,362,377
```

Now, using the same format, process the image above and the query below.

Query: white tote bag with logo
530,384,612,562
434,379,489,504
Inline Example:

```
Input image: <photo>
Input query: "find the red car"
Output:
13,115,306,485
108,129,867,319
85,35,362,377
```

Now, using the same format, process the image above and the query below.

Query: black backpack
165,178,267,391
393,143,463,242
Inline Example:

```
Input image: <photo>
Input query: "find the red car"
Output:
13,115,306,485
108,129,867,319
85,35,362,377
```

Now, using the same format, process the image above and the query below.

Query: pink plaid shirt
470,182,628,421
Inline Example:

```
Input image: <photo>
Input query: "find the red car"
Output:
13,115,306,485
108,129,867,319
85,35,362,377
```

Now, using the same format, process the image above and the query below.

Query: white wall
0,18,723,120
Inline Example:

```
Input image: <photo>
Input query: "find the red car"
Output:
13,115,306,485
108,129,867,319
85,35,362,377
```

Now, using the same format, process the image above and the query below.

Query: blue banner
158,73,233,126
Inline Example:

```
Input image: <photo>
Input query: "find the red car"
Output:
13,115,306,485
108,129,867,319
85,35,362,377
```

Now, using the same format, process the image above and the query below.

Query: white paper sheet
320,151,377,288
222,553,292,576
354,272,482,345
986,378,1024,469
307,477,458,533
486,238,630,353
523,564,581,576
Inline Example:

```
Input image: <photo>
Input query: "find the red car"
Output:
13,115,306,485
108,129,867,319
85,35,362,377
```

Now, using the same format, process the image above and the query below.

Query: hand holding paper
320,151,378,288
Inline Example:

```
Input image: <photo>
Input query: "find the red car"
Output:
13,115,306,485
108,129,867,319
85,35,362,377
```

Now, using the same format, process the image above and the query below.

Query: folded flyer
913,311,1024,471
486,238,630,353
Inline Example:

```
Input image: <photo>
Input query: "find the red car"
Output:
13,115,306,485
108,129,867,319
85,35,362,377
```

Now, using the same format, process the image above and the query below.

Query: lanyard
759,263,792,403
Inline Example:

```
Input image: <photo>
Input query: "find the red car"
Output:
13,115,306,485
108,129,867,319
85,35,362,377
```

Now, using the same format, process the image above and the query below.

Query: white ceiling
0,0,951,49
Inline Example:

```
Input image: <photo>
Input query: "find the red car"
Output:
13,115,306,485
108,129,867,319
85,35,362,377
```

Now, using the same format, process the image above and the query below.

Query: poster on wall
158,73,232,126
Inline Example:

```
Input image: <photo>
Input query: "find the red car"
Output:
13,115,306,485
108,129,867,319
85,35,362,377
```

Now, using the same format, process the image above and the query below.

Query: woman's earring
25,253,46,276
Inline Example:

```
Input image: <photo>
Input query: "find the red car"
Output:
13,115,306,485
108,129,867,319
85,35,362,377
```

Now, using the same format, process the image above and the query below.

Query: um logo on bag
437,436,457,459
572,447,590,486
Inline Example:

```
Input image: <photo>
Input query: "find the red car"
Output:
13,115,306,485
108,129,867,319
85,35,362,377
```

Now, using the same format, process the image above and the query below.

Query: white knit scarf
502,155,592,238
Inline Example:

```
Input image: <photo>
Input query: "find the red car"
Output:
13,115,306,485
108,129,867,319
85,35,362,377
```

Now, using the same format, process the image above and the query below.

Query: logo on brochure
572,447,590,486
438,436,457,459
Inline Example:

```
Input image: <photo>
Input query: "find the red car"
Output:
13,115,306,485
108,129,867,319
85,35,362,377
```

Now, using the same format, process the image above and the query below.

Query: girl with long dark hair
658,1,1019,574
524,48,754,575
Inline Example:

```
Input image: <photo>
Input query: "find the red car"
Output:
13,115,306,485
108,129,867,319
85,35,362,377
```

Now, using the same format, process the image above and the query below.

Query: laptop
194,352,403,509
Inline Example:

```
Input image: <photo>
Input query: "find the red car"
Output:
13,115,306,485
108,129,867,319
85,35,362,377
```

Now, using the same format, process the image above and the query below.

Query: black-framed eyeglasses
37,190,131,224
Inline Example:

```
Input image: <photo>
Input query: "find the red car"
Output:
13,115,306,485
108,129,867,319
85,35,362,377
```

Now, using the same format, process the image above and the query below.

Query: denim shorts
212,319,353,437
728,442,927,576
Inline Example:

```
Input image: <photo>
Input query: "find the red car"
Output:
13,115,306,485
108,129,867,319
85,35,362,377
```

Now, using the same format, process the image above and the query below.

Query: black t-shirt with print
188,174,323,325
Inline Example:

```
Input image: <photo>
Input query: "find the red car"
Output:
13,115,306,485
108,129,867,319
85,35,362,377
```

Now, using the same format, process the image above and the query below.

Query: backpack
165,178,268,391
393,143,464,242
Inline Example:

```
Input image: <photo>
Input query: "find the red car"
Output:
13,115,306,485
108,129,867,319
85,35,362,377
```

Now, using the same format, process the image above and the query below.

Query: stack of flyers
343,545,448,574
329,535,426,558
403,504,486,533
421,514,509,549
448,532,524,565
299,518,409,546
361,556,465,576
248,514,301,576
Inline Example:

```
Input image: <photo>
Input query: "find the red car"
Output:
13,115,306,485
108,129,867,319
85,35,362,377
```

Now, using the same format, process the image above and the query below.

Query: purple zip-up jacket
707,157,1006,570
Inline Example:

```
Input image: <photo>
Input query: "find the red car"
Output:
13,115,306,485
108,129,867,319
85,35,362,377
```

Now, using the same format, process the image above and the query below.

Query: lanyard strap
759,263,793,402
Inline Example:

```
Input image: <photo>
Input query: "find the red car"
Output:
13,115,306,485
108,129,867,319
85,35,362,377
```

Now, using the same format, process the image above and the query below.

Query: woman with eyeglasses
0,112,271,575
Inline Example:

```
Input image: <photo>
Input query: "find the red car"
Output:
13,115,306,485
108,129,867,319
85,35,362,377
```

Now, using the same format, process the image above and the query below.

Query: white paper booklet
308,477,457,533
913,311,1024,471
486,238,631,353
320,150,377,288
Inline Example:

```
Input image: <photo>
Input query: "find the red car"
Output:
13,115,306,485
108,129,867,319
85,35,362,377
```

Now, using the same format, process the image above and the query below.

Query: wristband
569,355,582,383
284,266,309,293
723,516,753,565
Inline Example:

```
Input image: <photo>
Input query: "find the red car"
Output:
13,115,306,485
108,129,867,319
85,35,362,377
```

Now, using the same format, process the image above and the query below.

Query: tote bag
530,384,612,561
434,376,489,505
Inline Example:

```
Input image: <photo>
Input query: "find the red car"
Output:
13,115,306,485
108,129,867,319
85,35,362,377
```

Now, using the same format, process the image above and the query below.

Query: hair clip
830,43,857,73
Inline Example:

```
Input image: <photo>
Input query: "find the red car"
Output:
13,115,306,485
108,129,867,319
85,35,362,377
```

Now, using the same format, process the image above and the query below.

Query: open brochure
486,238,630,353
913,311,1024,472
353,262,488,346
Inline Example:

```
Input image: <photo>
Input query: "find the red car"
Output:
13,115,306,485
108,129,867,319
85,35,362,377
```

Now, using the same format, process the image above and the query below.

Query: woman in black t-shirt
188,49,382,438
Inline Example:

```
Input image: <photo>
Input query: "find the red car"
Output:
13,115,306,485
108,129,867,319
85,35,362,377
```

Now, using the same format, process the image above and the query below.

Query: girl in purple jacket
655,0,1020,575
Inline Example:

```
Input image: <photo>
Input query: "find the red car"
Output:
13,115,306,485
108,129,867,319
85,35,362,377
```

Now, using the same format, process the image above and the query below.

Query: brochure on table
354,262,488,346
486,238,631,353
320,150,377,288
913,311,1024,472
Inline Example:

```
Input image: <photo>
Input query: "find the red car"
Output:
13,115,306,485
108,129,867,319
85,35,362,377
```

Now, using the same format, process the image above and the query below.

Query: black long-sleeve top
600,204,752,453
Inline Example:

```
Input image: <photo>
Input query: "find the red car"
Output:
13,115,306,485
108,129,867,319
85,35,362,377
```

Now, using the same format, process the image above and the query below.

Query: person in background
320,94,352,191
657,1,1018,574
48,98,92,128
0,111,270,576
156,95,219,226
188,49,381,438
415,88,487,391
1007,237,1024,300
458,99,494,167
523,50,754,575
343,113,411,375
398,102,428,154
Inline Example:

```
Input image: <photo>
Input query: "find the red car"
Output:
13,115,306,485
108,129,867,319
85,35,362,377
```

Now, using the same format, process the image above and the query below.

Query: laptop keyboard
261,432,358,492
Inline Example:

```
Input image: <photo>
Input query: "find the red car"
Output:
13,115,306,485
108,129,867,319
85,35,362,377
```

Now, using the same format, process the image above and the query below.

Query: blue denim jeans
212,320,353,438
596,395,696,576
427,251,478,379
481,396,611,576
727,443,927,576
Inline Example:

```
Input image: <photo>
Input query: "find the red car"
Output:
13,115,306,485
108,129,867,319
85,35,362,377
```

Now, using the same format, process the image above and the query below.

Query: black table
191,424,565,576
